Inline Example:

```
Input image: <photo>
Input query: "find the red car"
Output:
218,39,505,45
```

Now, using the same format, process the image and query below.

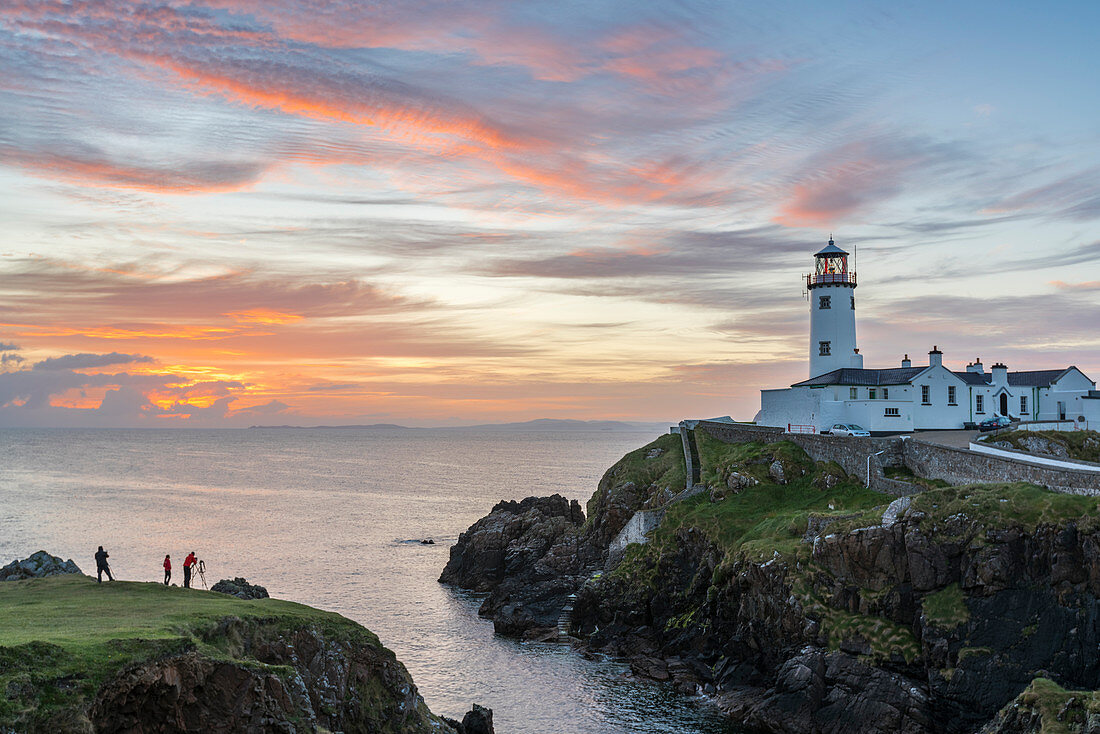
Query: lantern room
807,237,856,288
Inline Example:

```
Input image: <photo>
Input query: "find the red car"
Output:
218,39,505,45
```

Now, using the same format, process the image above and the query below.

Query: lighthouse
806,237,861,378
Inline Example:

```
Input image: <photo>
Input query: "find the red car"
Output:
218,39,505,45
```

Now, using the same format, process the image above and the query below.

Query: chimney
852,348,863,369
967,357,984,374
929,345,943,368
992,362,1008,386
902,353,911,368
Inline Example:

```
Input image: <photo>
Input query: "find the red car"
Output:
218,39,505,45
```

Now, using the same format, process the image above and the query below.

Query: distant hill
452,418,669,432
249,418,670,432
248,423,412,430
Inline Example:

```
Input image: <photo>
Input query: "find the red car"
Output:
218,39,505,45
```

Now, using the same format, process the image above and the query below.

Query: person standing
94,546,113,583
163,554,172,585
183,551,196,588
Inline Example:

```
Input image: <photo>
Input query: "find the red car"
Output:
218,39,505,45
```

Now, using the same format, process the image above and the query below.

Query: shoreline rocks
0,550,82,581
210,576,269,600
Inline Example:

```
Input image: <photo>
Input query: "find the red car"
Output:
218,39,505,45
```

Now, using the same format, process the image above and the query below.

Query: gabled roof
1008,368,1074,387
793,367,926,387
953,371,989,385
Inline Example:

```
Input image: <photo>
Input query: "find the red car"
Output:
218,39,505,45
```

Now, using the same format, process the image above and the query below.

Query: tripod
196,559,208,589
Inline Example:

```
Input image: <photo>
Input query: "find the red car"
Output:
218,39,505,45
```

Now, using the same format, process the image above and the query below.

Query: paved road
910,430,980,448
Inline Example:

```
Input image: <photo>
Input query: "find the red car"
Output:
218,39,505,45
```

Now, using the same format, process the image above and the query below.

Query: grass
907,482,1100,539
1013,677,1100,734
979,430,1100,463
922,583,969,630
883,465,951,490
0,574,383,730
586,432,686,522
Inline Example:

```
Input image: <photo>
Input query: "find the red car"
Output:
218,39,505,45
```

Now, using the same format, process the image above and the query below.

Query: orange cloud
225,308,304,324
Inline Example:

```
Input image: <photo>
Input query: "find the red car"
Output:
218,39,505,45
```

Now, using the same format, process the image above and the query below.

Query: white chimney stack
929,345,943,368
902,354,911,368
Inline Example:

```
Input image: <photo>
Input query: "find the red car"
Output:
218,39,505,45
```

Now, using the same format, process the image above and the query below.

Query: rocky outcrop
0,551,82,581
90,620,447,734
573,497,1100,734
211,577,269,600
439,494,591,636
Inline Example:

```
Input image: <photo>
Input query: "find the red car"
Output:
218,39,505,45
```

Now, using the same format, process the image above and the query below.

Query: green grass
1012,677,1100,734
980,430,1100,463
883,465,950,490
0,574,382,730
908,482,1100,539
586,433,685,522
922,583,969,630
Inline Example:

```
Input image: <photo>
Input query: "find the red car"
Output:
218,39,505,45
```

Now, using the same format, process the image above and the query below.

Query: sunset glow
2,1,1099,427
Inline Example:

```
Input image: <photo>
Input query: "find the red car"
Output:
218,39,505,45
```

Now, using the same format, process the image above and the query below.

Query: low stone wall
691,420,1100,495
904,441,1100,495
969,442,1100,473
695,421,907,491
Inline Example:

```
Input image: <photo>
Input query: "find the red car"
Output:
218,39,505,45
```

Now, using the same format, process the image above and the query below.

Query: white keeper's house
753,239,1100,434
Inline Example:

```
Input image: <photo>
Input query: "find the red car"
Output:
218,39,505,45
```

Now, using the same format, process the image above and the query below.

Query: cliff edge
0,573,483,733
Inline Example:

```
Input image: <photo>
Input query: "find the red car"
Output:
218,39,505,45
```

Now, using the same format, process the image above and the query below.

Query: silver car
830,423,870,437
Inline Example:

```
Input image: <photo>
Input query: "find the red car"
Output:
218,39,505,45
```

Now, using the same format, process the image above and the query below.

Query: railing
787,424,816,434
807,272,856,288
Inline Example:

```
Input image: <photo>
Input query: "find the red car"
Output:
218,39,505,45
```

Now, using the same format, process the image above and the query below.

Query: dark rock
0,551,82,581
210,577,269,600
440,494,594,635
461,703,495,734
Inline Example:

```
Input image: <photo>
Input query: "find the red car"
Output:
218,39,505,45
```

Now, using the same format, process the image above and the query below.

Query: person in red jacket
163,554,171,585
183,551,196,588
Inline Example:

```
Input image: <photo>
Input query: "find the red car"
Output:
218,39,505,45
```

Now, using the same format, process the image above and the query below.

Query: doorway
1000,393,1008,417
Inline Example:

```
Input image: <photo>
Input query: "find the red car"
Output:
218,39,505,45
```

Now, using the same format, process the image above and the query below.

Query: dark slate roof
953,371,990,385
1007,368,1072,387
793,367,926,387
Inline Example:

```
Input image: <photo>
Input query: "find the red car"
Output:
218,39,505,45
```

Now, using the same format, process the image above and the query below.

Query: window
1021,395,1028,414
850,296,855,310
948,386,957,405
885,407,900,417
883,388,889,399
869,389,876,400
819,341,831,356
976,394,985,414
850,388,858,400
819,295,831,309
921,385,930,404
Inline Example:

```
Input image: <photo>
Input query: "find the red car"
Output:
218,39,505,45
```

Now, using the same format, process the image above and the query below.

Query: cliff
444,431,1100,733
0,574,481,733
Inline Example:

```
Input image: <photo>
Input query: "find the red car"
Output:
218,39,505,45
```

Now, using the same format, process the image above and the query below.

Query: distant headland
249,418,669,432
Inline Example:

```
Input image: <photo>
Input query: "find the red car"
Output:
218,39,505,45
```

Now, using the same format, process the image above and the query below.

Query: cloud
0,343,19,351
32,352,154,371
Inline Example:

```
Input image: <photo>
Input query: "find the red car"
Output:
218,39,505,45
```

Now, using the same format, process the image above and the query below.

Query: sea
0,428,740,734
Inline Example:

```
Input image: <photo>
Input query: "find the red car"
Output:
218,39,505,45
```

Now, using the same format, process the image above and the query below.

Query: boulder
1019,436,1069,458
769,460,787,485
210,577,269,600
726,471,758,493
0,551,82,581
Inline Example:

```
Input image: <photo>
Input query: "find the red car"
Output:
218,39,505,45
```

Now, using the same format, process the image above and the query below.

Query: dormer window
819,295,831,309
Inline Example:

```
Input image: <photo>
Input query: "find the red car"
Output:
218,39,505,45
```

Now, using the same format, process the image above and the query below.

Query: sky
1,1,1099,427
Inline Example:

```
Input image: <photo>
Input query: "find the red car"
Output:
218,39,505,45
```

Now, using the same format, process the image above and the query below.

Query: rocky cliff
445,431,1100,733
0,572,490,734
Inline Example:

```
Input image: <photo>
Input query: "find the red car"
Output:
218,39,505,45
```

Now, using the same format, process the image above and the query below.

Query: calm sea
0,428,739,734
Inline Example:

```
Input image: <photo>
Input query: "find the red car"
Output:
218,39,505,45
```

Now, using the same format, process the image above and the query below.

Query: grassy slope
979,429,1100,463
602,433,1100,666
0,574,386,729
585,432,685,522
1003,677,1100,734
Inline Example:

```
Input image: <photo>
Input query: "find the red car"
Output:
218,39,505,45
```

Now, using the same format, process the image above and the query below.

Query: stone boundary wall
968,442,1100,473
691,420,1100,495
904,440,1100,495
694,421,910,494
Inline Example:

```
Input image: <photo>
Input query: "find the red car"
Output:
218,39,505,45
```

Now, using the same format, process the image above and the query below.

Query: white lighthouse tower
807,237,861,378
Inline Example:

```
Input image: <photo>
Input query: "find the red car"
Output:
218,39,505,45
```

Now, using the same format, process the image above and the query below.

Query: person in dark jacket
94,546,113,583
163,554,171,585
183,551,196,588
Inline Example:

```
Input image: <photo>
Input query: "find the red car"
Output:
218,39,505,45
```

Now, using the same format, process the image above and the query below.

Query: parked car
829,423,871,437
978,415,1013,432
